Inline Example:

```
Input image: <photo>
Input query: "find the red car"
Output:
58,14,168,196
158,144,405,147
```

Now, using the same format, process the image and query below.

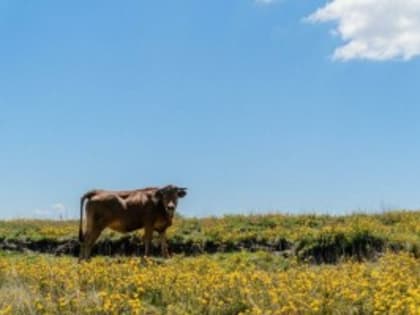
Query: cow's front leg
143,226,153,257
159,231,170,258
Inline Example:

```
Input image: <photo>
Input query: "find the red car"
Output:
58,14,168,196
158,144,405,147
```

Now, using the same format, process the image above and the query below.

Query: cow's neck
157,201,172,221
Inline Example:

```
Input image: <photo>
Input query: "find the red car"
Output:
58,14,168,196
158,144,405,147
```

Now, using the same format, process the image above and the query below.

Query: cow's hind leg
79,241,86,262
80,226,104,261
79,208,106,261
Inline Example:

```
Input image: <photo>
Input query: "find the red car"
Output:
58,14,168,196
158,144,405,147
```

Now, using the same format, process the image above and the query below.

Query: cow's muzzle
166,207,175,217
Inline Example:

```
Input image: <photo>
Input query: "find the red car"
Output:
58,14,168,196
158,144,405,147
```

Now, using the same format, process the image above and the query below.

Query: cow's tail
79,190,97,242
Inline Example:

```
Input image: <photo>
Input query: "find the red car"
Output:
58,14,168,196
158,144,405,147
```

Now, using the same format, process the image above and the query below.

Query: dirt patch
1,232,416,264
0,237,292,258
295,231,389,263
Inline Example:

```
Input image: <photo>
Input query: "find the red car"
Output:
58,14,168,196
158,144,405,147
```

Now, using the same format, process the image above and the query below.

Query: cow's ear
177,188,187,198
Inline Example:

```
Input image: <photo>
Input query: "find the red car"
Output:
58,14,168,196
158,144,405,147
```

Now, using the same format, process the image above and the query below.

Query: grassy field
1,211,420,314
1,211,419,261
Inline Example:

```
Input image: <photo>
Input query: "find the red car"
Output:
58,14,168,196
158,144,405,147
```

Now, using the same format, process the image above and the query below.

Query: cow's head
155,185,187,217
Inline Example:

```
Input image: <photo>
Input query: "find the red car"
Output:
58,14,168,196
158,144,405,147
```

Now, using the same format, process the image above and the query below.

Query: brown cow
78,185,187,260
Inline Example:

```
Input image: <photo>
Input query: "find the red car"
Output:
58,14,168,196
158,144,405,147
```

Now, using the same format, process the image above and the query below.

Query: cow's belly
108,217,143,233
153,217,170,232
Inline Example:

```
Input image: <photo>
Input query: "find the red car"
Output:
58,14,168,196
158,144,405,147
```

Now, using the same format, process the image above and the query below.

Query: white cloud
34,209,52,217
34,203,67,219
307,0,420,61
52,203,66,213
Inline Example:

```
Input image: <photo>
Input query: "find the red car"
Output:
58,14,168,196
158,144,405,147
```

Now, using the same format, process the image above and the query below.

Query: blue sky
1,0,420,219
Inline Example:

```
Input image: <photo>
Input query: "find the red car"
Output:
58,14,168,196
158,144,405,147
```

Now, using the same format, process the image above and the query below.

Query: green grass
1,211,419,262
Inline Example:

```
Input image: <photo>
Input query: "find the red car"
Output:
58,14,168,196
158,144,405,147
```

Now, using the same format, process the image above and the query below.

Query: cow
78,185,187,261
